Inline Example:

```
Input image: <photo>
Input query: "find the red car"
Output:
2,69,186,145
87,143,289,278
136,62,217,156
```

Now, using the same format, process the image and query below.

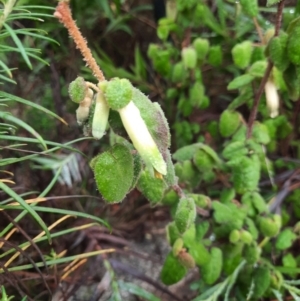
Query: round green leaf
93,144,134,203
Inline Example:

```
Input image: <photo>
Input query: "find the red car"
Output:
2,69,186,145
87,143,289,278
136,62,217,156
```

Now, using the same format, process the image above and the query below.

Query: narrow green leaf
8,29,59,44
0,182,51,243
266,0,281,6
0,223,97,259
0,111,47,150
0,91,67,125
26,52,50,66
272,290,284,301
1,204,109,228
2,249,115,273
227,74,254,90
0,135,85,156
0,74,16,84
6,12,54,20
118,281,160,301
3,23,32,69
0,60,12,78
14,5,54,10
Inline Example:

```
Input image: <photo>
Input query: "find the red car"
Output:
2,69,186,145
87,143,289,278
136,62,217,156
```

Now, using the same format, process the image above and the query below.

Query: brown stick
54,1,105,82
246,0,286,139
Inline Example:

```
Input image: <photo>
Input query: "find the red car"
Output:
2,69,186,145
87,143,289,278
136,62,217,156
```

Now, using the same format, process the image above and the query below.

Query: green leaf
212,201,233,224
175,197,196,234
248,60,268,78
133,45,147,80
201,247,223,285
232,155,261,194
188,241,211,266
0,60,12,78
252,122,271,144
0,181,51,243
219,110,241,137
208,45,223,67
0,111,47,150
239,0,258,17
276,228,297,250
173,143,203,161
231,41,253,69
3,23,32,69
93,144,134,203
137,169,166,204
227,74,254,90
267,0,281,6
252,266,271,298
0,91,67,125
160,252,187,285
118,281,160,301
222,141,248,160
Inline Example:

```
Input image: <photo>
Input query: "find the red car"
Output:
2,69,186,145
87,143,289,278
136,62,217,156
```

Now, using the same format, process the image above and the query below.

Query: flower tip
154,170,164,179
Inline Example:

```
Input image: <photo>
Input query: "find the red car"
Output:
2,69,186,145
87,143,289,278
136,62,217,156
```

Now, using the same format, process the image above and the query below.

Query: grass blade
0,135,86,156
2,249,115,273
118,281,160,301
0,111,47,150
0,91,67,125
3,22,32,69
0,182,51,243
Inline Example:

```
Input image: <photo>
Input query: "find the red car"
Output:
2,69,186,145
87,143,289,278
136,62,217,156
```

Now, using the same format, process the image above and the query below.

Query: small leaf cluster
63,0,300,299
142,0,300,300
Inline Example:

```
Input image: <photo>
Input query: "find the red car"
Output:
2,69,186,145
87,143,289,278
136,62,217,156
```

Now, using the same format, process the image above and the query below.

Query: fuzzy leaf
219,110,241,137
173,143,202,161
137,169,167,204
93,144,134,203
276,228,297,250
201,248,223,285
175,197,196,234
227,74,254,90
161,252,187,285
266,0,281,6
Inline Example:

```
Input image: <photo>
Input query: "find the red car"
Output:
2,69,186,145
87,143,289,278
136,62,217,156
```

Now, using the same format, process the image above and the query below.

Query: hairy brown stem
246,0,286,139
54,1,105,82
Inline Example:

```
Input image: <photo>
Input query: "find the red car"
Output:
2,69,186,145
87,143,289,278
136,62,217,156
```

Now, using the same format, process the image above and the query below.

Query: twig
246,0,286,139
274,0,286,36
54,1,105,82
253,17,264,43
172,184,185,198
246,61,273,138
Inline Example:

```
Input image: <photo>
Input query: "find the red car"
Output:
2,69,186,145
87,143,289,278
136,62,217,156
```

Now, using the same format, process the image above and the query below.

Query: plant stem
246,0,286,139
54,1,105,82
0,0,17,31
246,61,273,139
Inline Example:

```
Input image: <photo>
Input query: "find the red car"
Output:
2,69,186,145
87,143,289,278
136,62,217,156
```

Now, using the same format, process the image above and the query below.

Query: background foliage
1,0,300,300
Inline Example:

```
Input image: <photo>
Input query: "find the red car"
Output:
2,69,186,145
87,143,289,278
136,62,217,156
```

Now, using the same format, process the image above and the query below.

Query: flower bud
104,78,133,110
118,101,167,175
76,88,93,125
265,80,279,118
69,77,88,103
92,91,110,139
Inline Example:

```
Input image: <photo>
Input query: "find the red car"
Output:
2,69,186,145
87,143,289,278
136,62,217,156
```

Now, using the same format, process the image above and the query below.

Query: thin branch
274,0,286,36
253,17,264,44
246,61,273,139
246,0,286,139
54,1,105,82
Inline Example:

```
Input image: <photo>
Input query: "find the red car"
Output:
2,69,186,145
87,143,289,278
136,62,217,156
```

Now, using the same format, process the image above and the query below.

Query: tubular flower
92,91,110,139
118,101,167,175
76,88,93,126
265,80,279,118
